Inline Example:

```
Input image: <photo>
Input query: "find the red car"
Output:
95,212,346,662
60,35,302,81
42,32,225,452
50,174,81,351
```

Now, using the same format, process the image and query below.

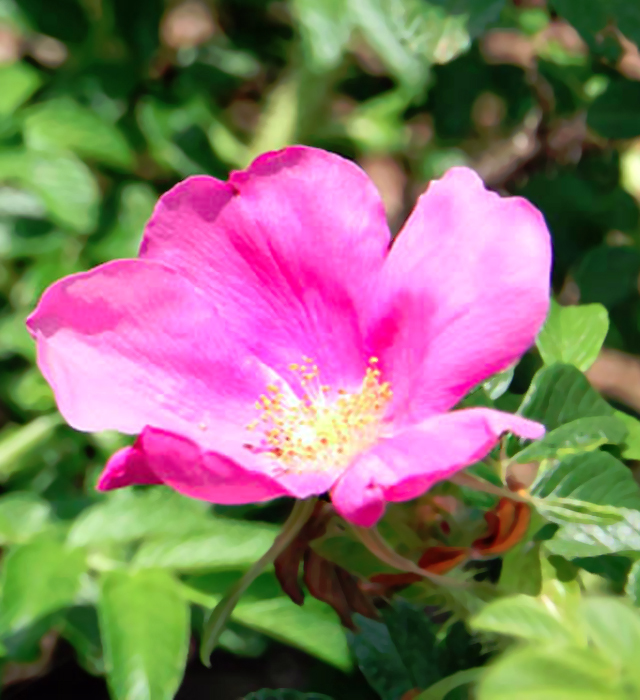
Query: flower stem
450,472,530,503
350,524,469,589
199,497,316,666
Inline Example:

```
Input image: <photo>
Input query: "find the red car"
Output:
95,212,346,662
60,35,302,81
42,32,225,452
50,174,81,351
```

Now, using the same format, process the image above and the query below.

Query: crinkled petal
331,408,544,526
140,145,391,389
26,258,268,447
368,167,551,423
98,427,288,504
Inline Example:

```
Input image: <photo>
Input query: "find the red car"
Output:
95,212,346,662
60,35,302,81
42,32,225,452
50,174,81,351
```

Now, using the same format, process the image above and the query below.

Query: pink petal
331,408,544,526
140,146,391,389
368,167,551,424
26,259,268,446
98,427,288,504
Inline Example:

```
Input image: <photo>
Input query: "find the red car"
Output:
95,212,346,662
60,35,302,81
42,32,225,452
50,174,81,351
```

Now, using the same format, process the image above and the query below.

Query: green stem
416,668,483,700
350,525,468,589
199,497,316,666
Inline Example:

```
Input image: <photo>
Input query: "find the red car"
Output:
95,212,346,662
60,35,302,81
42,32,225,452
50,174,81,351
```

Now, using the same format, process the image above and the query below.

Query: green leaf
625,559,640,607
292,0,351,70
519,364,614,430
536,300,609,371
514,416,627,463
545,507,640,558
615,410,640,460
68,487,216,547
477,646,628,700
348,615,414,700
0,538,87,636
483,365,514,400
588,79,640,139
0,62,41,116
235,596,350,671
183,572,351,671
470,594,578,644
133,521,280,572
62,606,104,675
380,599,441,689
0,415,61,480
0,149,100,232
244,692,334,700
428,0,505,37
416,668,482,700
581,597,640,685
98,569,189,700
499,541,543,596
532,451,640,509
0,492,52,544
23,98,135,169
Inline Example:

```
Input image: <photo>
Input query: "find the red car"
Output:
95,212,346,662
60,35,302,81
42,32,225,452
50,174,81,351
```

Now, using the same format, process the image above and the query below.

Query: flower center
245,357,392,473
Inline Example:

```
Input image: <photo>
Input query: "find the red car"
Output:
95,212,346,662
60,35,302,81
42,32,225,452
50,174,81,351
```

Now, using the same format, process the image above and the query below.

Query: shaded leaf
518,364,614,430
514,416,626,463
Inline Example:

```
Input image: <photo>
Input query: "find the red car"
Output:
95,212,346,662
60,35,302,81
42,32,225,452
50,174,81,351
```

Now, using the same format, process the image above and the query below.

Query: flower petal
140,146,391,388
369,167,551,423
98,427,288,504
26,258,267,446
331,408,544,526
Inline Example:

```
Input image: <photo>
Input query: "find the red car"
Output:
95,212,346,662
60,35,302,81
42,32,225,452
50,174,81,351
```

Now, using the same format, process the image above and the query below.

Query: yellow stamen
244,357,392,474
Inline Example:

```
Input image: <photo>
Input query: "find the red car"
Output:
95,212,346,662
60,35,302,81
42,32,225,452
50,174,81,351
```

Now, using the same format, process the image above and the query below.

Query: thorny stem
199,497,317,666
350,524,469,589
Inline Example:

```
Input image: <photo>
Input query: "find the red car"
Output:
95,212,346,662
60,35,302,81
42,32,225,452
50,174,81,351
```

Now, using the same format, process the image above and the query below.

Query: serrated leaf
532,451,640,509
98,569,189,700
518,364,614,430
348,614,414,700
514,416,626,463
545,507,640,558
470,594,577,644
536,301,609,371
380,599,441,689
68,487,215,547
23,98,134,169
0,538,87,636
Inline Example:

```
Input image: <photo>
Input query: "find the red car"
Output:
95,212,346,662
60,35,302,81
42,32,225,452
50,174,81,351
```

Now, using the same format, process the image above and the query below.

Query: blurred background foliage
1,0,640,698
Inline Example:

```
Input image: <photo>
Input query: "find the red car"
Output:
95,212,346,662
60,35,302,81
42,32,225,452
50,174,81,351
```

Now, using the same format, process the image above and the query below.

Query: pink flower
27,147,550,527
